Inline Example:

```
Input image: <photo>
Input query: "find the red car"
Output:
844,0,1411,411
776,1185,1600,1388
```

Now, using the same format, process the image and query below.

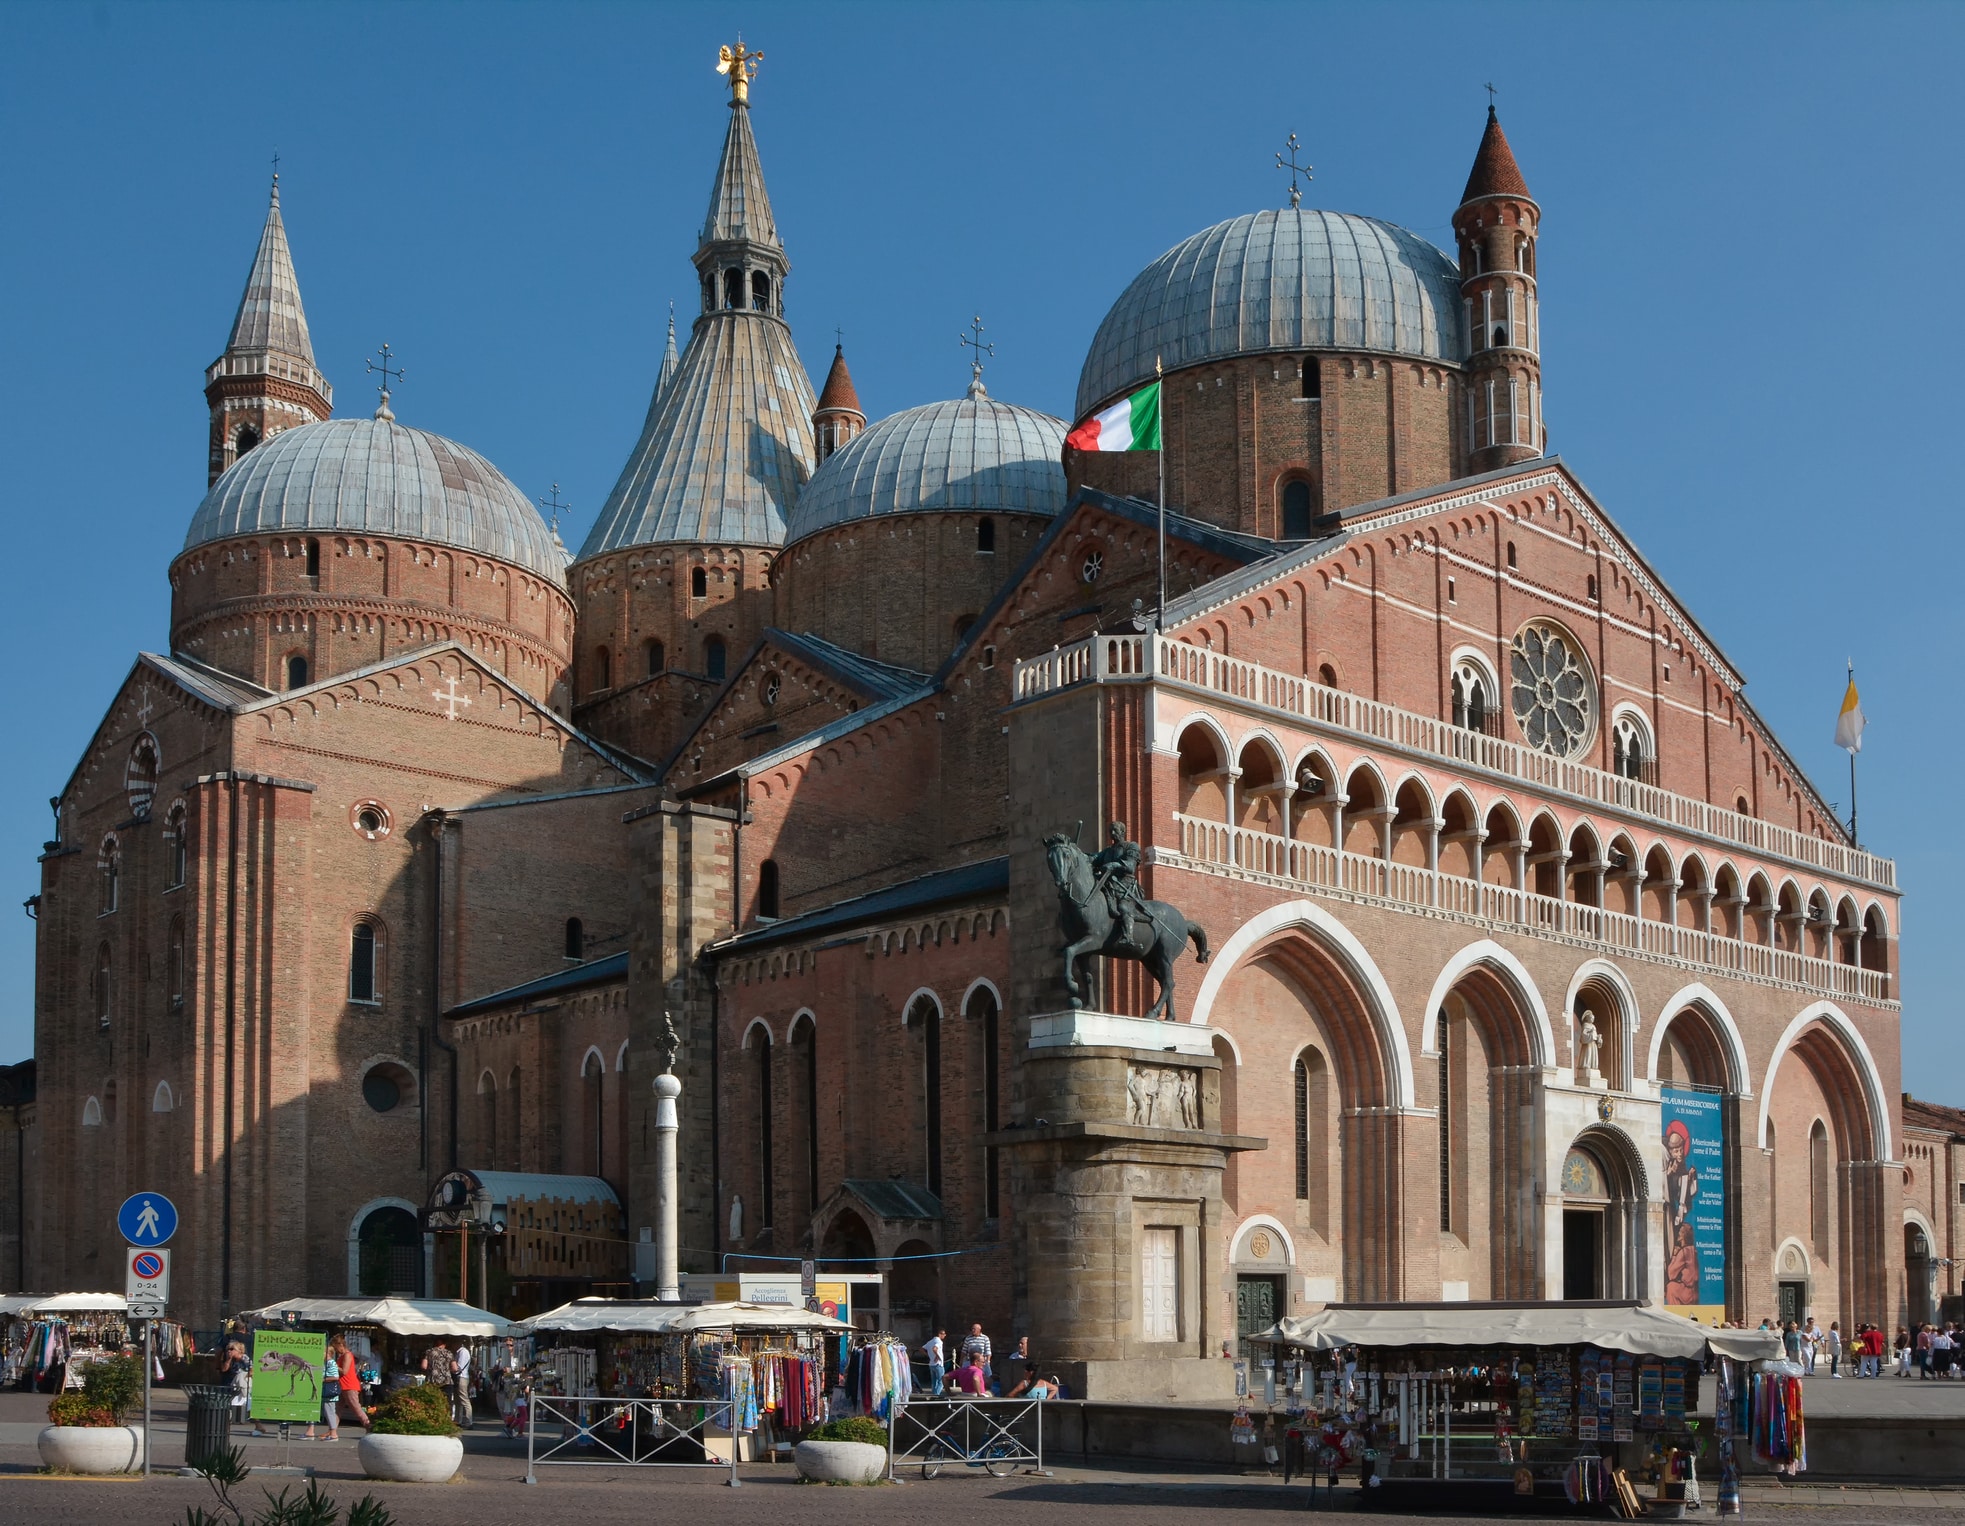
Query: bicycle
920,1433,1018,1479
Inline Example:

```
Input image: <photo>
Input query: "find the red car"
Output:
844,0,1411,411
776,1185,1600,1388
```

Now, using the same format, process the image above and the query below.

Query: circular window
361,1062,414,1114
351,802,392,840
1509,621,1595,758
762,674,780,707
1081,552,1105,584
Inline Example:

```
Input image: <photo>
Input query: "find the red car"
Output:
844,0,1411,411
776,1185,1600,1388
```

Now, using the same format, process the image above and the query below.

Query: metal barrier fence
887,1396,1048,1479
524,1394,744,1486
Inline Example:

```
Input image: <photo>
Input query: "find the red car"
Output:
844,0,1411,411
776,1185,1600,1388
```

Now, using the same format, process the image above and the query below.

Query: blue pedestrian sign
117,1192,178,1247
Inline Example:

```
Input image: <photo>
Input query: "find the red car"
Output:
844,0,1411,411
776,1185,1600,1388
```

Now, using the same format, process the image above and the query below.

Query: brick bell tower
204,173,332,484
1455,106,1543,472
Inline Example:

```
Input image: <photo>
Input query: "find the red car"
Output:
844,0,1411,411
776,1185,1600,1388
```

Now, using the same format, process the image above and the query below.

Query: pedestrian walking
451,1341,474,1426
1827,1321,1843,1377
921,1328,946,1396
1801,1316,1820,1375
1898,1326,1914,1377
329,1335,371,1429
307,1337,342,1440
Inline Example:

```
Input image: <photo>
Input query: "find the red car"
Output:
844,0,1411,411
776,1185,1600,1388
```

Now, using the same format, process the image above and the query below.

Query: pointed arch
1756,1001,1891,1159
1190,898,1414,1109
1645,982,1751,1095
740,1017,775,1050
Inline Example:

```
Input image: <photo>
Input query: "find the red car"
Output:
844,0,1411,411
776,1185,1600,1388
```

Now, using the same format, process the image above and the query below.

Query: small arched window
1302,357,1321,400
705,636,727,681
82,1096,103,1127
1736,794,1752,817
167,915,185,1011
94,944,112,1030
304,538,320,578
758,859,780,920
691,566,708,599
350,921,379,1003
165,803,188,889
1451,657,1493,734
1281,480,1313,539
235,424,261,457
1809,1119,1831,1253
1293,1055,1310,1199
977,518,996,554
751,271,771,311
126,736,160,819
285,653,309,690
1587,574,1599,602
592,645,611,692
1317,663,1338,688
564,917,584,960
645,638,665,677
702,273,716,313
99,836,120,914
1493,324,1508,349
723,269,744,309
1506,540,1518,570
1612,712,1651,782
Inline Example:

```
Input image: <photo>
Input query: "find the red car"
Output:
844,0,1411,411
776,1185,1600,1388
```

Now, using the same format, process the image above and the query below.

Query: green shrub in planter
366,1384,459,1437
81,1355,144,1424
805,1416,887,1446
46,1394,117,1428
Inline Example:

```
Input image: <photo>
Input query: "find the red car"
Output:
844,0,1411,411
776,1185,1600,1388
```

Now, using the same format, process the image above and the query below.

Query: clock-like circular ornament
1510,620,1595,758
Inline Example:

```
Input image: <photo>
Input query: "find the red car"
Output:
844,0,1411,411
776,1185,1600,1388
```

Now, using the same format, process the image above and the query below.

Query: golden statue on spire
716,39,761,105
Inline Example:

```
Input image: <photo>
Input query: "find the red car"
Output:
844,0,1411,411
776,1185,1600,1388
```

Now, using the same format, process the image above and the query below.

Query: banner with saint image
1661,1086,1726,1322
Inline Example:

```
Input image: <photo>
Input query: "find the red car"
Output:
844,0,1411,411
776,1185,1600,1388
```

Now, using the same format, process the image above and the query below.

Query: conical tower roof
815,344,863,418
208,177,332,405
577,72,815,555
702,100,780,250
1461,105,1533,203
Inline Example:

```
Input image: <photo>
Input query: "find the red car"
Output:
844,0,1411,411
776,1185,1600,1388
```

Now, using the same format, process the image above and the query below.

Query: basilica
20,48,1916,1393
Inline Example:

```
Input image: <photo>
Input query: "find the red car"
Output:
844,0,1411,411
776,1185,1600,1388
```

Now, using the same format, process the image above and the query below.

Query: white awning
1254,1302,1782,1363
520,1299,853,1336
241,1297,515,1337
11,1293,129,1314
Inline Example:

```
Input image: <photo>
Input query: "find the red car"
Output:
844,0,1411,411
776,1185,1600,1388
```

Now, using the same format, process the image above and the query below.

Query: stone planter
794,1438,887,1484
37,1424,145,1473
357,1433,463,1483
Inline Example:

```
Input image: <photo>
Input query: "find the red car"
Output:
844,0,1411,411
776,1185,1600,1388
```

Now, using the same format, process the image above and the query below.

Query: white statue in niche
1177,1068,1200,1129
728,1194,744,1242
1579,1012,1602,1078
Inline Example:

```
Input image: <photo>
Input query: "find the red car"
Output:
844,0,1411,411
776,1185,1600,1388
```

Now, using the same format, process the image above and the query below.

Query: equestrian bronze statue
1043,822,1210,1021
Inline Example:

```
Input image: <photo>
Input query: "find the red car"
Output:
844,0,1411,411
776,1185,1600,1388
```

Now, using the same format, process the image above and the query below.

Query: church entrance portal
357,1206,423,1297
1777,1280,1806,1327
1236,1275,1285,1355
1563,1210,1603,1300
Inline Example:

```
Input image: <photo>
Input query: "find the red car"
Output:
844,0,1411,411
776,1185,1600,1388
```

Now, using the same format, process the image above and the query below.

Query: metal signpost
119,1192,177,1480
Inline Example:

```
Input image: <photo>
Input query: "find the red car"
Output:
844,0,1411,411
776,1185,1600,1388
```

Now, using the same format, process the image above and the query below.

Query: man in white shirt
451,1342,473,1426
922,1329,946,1396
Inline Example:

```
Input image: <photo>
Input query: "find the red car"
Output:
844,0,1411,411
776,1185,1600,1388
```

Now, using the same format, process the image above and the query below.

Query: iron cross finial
835,324,845,350
1276,132,1313,210
1485,81,1498,109
366,342,405,420
959,315,995,398
538,482,570,535
270,149,281,188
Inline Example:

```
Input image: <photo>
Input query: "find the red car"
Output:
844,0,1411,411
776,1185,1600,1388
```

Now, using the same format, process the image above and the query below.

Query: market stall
1252,1301,1785,1515
0,1293,186,1392
238,1296,523,1410
518,1299,898,1468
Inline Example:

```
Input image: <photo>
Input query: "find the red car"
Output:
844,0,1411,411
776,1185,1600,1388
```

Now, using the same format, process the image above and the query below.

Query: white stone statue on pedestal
1579,1012,1602,1081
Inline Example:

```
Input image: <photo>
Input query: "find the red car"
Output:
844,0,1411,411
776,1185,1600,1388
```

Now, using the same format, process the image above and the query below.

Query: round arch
1756,1001,1892,1159
346,1195,424,1296
1165,711,1233,761
1190,898,1414,1109
1418,940,1556,1068
1229,1213,1298,1266
1646,982,1752,1095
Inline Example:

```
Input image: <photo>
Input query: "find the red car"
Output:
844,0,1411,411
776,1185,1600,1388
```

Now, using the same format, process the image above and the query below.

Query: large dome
185,417,567,584
1075,209,1467,419
785,393,1068,546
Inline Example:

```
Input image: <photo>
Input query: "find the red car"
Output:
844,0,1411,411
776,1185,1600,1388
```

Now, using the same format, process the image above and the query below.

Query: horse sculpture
1043,828,1209,1021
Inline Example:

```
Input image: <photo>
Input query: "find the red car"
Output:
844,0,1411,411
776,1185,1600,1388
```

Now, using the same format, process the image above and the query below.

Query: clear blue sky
0,2,1955,1081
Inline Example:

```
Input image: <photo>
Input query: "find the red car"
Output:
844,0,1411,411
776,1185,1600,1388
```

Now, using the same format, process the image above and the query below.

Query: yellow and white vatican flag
1833,669,1865,754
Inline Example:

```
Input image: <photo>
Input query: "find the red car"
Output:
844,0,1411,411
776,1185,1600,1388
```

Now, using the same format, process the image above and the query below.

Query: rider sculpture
1043,821,1210,1022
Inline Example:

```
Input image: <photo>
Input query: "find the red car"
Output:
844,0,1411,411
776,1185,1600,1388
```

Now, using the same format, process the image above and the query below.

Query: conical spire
701,90,780,250
225,176,321,364
815,344,862,418
655,305,681,402
1461,105,1533,204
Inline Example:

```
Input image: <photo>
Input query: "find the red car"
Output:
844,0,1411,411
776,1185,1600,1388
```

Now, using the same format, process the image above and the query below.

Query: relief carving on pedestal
1126,1063,1201,1130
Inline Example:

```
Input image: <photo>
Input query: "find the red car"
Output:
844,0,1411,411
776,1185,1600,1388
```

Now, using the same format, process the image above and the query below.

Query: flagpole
1155,356,1166,634
1847,659,1858,846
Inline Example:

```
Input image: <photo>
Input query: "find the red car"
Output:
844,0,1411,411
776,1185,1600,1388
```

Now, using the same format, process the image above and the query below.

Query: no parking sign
126,1245,170,1309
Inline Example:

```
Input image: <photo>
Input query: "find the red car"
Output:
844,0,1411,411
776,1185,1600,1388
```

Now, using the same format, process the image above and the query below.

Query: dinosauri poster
250,1329,325,1425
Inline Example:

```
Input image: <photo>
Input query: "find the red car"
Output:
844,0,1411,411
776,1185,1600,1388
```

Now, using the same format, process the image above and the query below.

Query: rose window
1509,621,1594,758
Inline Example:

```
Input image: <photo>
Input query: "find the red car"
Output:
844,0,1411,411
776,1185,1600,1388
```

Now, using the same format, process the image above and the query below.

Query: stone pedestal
997,1012,1264,1393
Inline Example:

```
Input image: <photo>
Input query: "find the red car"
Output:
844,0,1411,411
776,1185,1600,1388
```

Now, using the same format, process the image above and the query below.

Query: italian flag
1066,381,1161,452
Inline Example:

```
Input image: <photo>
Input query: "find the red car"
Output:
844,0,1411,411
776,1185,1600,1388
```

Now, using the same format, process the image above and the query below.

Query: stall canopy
521,1298,852,1335
11,1293,129,1314
242,1297,515,1337
1256,1301,1782,1363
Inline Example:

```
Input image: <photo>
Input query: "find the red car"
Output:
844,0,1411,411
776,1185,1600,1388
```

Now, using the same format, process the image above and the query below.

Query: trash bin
182,1384,234,1469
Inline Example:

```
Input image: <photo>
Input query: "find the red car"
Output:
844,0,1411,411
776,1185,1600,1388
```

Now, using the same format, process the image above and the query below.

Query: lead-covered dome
185,417,567,584
785,393,1068,546
1076,209,1467,419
